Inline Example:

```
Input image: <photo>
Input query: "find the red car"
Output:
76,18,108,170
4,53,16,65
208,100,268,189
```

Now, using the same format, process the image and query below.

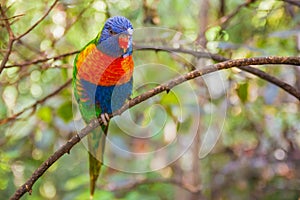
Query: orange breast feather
76,43,134,86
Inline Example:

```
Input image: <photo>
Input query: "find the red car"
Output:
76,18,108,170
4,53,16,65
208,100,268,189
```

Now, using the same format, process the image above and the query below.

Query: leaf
160,91,178,105
206,26,222,41
57,101,73,122
60,68,68,81
37,106,52,123
0,101,7,119
220,30,230,41
236,83,248,103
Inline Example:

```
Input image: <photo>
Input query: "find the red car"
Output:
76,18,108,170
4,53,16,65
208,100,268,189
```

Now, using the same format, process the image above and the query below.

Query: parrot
73,16,134,198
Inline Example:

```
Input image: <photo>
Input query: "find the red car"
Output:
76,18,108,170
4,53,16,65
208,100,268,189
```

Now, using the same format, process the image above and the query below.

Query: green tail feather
88,124,108,198
88,152,102,198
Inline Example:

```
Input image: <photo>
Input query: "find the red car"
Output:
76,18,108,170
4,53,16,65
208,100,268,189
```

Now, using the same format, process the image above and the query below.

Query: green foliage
206,26,229,41
236,82,248,103
57,101,73,122
37,106,53,123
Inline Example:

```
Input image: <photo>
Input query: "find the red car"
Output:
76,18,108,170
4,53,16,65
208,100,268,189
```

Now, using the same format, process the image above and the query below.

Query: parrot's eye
108,28,116,35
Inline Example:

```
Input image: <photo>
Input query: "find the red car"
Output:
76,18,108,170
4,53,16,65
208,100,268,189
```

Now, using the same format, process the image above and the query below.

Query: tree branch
238,65,300,99
5,50,79,68
0,13,25,21
9,56,300,200
0,0,59,74
135,45,300,100
3,46,300,124
219,0,258,28
0,79,72,125
0,5,15,74
15,0,59,40
5,45,300,101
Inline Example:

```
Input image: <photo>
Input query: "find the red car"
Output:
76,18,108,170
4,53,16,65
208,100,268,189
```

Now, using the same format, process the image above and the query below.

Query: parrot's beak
127,28,133,35
119,28,133,53
119,35,131,53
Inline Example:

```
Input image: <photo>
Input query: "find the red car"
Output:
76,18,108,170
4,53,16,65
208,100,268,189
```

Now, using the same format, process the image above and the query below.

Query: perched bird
73,16,134,198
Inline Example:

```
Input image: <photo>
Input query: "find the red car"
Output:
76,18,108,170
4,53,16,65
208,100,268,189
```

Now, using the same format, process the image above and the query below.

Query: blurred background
0,0,300,199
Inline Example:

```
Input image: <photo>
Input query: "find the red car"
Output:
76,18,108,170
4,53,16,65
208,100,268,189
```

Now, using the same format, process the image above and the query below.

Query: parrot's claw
166,87,171,94
100,113,110,126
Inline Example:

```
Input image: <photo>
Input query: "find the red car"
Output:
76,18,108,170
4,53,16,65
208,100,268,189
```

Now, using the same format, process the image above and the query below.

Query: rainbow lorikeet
73,16,134,197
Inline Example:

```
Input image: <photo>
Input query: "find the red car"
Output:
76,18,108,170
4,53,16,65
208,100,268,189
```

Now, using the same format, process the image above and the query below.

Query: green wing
73,33,108,199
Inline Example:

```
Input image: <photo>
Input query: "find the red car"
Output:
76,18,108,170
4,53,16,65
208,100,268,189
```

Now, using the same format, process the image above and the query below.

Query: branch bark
0,5,15,74
9,56,300,200
135,45,300,100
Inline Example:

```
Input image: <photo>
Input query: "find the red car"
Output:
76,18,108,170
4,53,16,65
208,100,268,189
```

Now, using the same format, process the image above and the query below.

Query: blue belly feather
80,78,133,114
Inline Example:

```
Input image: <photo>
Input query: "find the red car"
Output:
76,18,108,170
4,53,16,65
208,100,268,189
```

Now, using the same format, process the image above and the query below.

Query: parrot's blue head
98,16,134,57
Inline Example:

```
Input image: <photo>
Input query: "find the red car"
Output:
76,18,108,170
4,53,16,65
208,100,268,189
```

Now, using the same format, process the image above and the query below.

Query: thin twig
103,0,111,18
5,51,79,68
0,13,25,21
0,79,72,125
15,0,59,40
9,56,300,200
55,0,95,44
219,0,258,28
0,5,15,74
238,65,300,99
0,0,59,73
135,45,300,100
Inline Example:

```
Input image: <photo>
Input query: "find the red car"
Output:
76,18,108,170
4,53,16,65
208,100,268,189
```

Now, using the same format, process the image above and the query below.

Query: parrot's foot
100,113,110,126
